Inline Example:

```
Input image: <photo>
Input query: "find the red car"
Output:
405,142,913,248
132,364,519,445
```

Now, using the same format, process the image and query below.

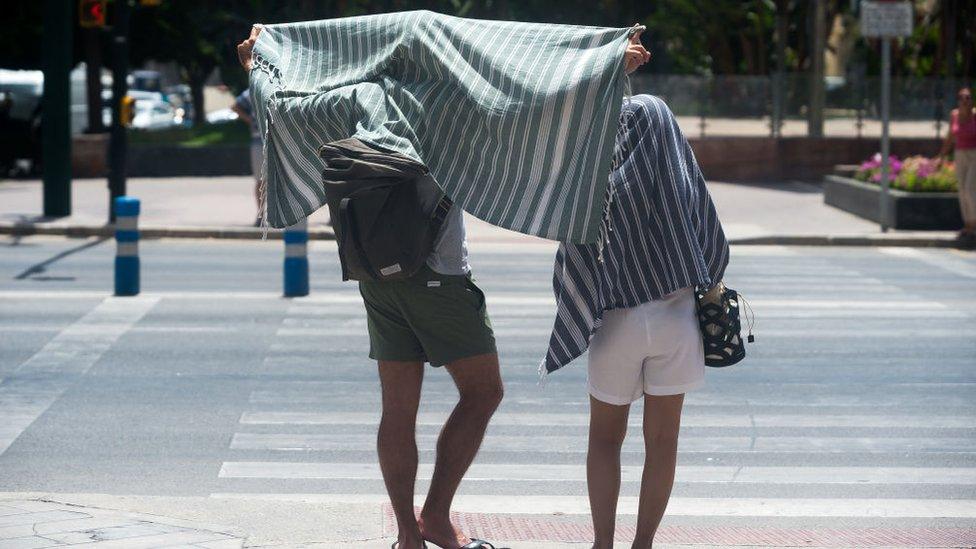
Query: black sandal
461,539,508,549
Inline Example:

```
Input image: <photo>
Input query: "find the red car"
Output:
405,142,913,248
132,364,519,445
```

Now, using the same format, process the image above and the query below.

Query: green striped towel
250,11,636,243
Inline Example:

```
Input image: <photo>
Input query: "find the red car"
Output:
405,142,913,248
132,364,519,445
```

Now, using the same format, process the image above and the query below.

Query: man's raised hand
237,25,264,71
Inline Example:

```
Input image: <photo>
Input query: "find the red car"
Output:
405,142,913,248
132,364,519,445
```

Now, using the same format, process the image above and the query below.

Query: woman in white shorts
542,89,729,546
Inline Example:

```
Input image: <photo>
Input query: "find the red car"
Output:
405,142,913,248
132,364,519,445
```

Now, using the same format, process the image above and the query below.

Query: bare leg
632,393,684,548
419,353,503,549
377,360,425,549
587,395,630,549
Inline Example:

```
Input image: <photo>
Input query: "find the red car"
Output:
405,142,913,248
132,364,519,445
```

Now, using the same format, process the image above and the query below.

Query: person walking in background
230,89,264,226
939,87,976,246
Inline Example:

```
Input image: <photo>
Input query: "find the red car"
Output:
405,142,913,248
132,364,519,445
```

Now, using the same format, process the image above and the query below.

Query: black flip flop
460,539,507,549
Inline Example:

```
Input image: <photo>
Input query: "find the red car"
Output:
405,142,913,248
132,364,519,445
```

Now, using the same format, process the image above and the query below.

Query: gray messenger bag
318,138,452,282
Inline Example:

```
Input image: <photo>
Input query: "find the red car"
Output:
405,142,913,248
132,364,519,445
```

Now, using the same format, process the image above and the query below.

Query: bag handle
339,197,379,281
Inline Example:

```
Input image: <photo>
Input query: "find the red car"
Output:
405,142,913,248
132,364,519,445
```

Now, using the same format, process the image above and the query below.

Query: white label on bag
380,264,402,276
427,281,441,287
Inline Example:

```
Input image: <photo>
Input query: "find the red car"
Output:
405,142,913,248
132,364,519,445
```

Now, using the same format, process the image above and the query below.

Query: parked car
0,69,43,174
131,99,178,129
205,108,238,124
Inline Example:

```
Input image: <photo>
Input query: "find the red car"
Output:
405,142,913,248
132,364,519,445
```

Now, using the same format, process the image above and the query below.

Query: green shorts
358,265,496,367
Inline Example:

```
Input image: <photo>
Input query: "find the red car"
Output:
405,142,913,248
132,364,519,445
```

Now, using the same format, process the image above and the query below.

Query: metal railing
630,74,968,139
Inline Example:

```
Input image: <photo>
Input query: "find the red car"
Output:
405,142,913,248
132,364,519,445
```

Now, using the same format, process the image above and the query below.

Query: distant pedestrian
939,86,976,246
230,89,263,227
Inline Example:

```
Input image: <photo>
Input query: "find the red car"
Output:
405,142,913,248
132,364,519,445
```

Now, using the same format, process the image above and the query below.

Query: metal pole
108,0,132,223
41,0,72,217
84,28,105,134
772,0,788,139
879,38,891,233
698,77,708,139
808,0,827,138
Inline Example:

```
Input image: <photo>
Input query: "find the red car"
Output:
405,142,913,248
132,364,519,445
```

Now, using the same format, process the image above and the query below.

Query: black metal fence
631,74,970,139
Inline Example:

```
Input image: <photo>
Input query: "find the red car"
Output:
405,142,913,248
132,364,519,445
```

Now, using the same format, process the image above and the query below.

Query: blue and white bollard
114,196,140,296
283,219,309,297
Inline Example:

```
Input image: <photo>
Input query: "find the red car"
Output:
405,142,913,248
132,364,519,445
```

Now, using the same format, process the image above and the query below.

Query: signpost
107,0,133,223
42,0,73,217
861,0,913,232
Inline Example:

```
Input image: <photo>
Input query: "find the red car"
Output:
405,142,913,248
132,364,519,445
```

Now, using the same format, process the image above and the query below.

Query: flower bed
854,153,958,193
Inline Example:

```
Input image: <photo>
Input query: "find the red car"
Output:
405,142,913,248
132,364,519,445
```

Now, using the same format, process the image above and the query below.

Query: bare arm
237,25,264,71
230,102,253,126
939,110,956,159
624,28,650,75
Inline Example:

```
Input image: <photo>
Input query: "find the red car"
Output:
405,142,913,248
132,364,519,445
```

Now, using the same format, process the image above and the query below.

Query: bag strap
429,193,454,237
339,197,379,281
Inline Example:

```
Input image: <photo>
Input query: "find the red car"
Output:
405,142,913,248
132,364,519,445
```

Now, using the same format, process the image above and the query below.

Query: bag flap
319,138,428,182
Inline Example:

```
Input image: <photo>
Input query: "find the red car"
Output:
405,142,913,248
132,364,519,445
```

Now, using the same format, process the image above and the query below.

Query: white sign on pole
861,1,913,38
861,1,912,232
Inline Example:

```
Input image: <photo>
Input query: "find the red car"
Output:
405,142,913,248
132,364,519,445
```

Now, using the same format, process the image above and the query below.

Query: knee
645,429,680,452
380,399,420,428
590,425,627,450
459,381,503,416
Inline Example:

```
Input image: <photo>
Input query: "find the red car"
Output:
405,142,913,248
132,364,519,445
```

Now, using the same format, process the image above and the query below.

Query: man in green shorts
357,172,503,549
239,27,501,549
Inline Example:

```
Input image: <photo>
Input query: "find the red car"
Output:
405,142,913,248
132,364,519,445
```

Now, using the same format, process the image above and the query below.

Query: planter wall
70,141,252,178
823,174,963,230
69,136,941,181
690,136,941,181
126,145,252,177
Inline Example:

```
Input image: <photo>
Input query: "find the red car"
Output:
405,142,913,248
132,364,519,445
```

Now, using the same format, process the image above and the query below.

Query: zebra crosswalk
211,246,976,542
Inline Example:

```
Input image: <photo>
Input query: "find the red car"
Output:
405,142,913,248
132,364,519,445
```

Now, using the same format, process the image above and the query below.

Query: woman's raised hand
624,27,651,75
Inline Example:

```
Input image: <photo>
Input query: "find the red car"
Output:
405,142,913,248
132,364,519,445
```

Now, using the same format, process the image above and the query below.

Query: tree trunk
189,75,206,127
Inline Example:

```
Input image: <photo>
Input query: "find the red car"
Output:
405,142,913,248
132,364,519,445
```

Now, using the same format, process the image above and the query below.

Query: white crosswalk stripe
213,246,976,524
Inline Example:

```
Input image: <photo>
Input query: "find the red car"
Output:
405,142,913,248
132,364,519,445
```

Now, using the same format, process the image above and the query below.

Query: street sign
861,0,913,38
860,0,913,232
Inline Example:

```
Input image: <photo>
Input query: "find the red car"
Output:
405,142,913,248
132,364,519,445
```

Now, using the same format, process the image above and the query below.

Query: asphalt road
1,236,975,545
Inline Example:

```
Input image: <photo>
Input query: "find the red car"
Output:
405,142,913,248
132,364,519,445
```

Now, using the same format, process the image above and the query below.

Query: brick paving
382,506,976,547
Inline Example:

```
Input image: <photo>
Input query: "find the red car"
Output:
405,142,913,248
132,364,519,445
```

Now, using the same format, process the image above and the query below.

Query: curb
0,223,336,241
728,234,965,248
1,223,968,249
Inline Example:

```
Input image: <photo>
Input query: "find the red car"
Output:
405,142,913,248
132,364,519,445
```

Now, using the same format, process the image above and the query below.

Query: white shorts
587,287,705,405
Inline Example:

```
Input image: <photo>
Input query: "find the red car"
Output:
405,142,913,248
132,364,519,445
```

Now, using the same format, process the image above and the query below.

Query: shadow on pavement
13,237,109,280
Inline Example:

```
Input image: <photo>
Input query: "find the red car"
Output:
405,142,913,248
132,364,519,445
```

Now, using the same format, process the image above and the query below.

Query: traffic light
79,0,107,28
119,96,136,127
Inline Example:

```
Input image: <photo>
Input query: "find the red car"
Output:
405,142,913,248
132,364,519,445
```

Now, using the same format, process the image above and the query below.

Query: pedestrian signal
120,96,136,127
79,0,107,28
139,0,162,5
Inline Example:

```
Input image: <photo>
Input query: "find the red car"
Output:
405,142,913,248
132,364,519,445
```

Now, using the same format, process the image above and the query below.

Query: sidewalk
4,493,972,549
0,493,725,549
0,176,960,247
